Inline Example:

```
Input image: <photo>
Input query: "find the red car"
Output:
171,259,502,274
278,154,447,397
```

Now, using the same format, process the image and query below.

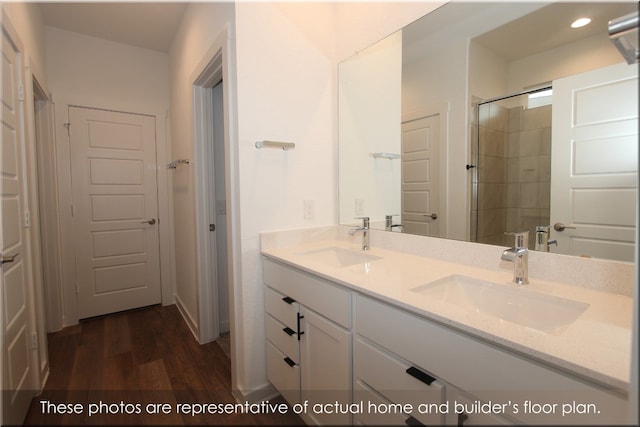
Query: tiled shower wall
474,101,551,248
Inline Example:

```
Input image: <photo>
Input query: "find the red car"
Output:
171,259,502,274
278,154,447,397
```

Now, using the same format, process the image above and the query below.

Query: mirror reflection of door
550,62,638,262
401,114,439,237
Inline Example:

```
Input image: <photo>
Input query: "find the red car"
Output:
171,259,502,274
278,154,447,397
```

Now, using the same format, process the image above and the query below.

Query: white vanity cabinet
261,248,629,426
355,294,628,426
263,258,352,425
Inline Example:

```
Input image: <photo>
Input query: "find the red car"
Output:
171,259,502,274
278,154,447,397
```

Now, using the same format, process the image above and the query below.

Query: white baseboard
174,295,199,341
231,382,279,404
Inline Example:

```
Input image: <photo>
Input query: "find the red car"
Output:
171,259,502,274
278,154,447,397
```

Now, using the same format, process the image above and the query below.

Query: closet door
1,25,35,426
69,106,161,318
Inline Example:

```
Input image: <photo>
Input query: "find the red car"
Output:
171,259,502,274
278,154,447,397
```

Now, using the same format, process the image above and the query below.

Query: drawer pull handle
282,327,295,336
406,366,436,386
283,357,296,367
282,296,296,304
297,313,305,340
405,415,425,426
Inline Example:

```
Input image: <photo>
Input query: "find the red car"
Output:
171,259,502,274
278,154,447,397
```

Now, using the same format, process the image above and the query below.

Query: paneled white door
551,62,638,261
1,26,34,426
69,106,161,319
401,114,440,236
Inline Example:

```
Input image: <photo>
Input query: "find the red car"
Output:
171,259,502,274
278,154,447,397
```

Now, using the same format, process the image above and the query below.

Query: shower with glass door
472,87,553,248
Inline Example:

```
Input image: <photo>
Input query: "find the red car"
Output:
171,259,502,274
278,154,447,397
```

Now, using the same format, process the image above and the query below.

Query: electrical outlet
355,198,364,217
303,199,315,219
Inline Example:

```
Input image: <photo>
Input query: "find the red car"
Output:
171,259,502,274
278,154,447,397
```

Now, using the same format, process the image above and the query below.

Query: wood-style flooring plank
23,304,304,426
103,313,132,358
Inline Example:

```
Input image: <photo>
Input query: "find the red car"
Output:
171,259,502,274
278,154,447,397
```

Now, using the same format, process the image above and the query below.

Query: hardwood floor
23,304,303,426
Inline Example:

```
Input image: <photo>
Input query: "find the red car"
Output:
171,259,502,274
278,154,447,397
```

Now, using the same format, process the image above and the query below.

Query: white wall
45,27,170,110
233,2,336,397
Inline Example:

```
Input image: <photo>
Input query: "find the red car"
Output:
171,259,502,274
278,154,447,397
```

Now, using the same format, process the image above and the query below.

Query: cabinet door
300,306,351,425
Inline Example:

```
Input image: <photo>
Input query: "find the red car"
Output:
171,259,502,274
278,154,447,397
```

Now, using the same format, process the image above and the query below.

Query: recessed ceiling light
571,18,592,28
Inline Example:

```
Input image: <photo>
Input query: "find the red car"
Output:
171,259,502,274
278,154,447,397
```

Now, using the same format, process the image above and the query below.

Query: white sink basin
298,246,382,268
411,275,589,335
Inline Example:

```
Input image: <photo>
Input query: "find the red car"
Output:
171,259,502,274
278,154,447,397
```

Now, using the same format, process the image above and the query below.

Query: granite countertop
261,238,633,392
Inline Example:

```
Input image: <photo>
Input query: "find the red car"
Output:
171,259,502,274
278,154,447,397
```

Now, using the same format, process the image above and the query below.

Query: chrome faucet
534,225,557,252
501,231,529,285
349,217,370,250
385,214,404,232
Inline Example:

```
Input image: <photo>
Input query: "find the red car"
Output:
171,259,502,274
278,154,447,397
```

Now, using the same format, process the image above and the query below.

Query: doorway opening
192,43,233,347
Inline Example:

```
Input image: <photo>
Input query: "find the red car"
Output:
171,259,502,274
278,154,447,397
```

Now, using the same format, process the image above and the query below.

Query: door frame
31,75,62,335
189,26,237,347
53,97,175,326
26,68,53,390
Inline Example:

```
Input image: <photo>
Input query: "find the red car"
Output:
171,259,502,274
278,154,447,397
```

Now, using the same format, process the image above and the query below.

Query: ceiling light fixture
571,17,592,28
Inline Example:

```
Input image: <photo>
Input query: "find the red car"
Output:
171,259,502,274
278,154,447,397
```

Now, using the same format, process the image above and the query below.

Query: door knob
553,222,576,232
424,213,438,220
141,218,156,225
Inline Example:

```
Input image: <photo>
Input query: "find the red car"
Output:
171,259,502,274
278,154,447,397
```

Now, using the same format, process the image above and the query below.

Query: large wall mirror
338,1,638,262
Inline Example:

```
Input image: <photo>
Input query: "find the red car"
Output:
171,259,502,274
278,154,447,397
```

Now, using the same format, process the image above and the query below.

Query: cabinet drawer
355,337,445,426
446,387,514,426
266,314,298,361
266,341,300,405
353,380,411,426
355,295,628,425
265,286,297,327
263,258,351,327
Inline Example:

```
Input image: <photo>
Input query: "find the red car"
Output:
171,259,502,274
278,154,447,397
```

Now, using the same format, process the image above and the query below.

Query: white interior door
551,62,638,261
402,115,440,236
1,27,34,426
69,106,161,319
